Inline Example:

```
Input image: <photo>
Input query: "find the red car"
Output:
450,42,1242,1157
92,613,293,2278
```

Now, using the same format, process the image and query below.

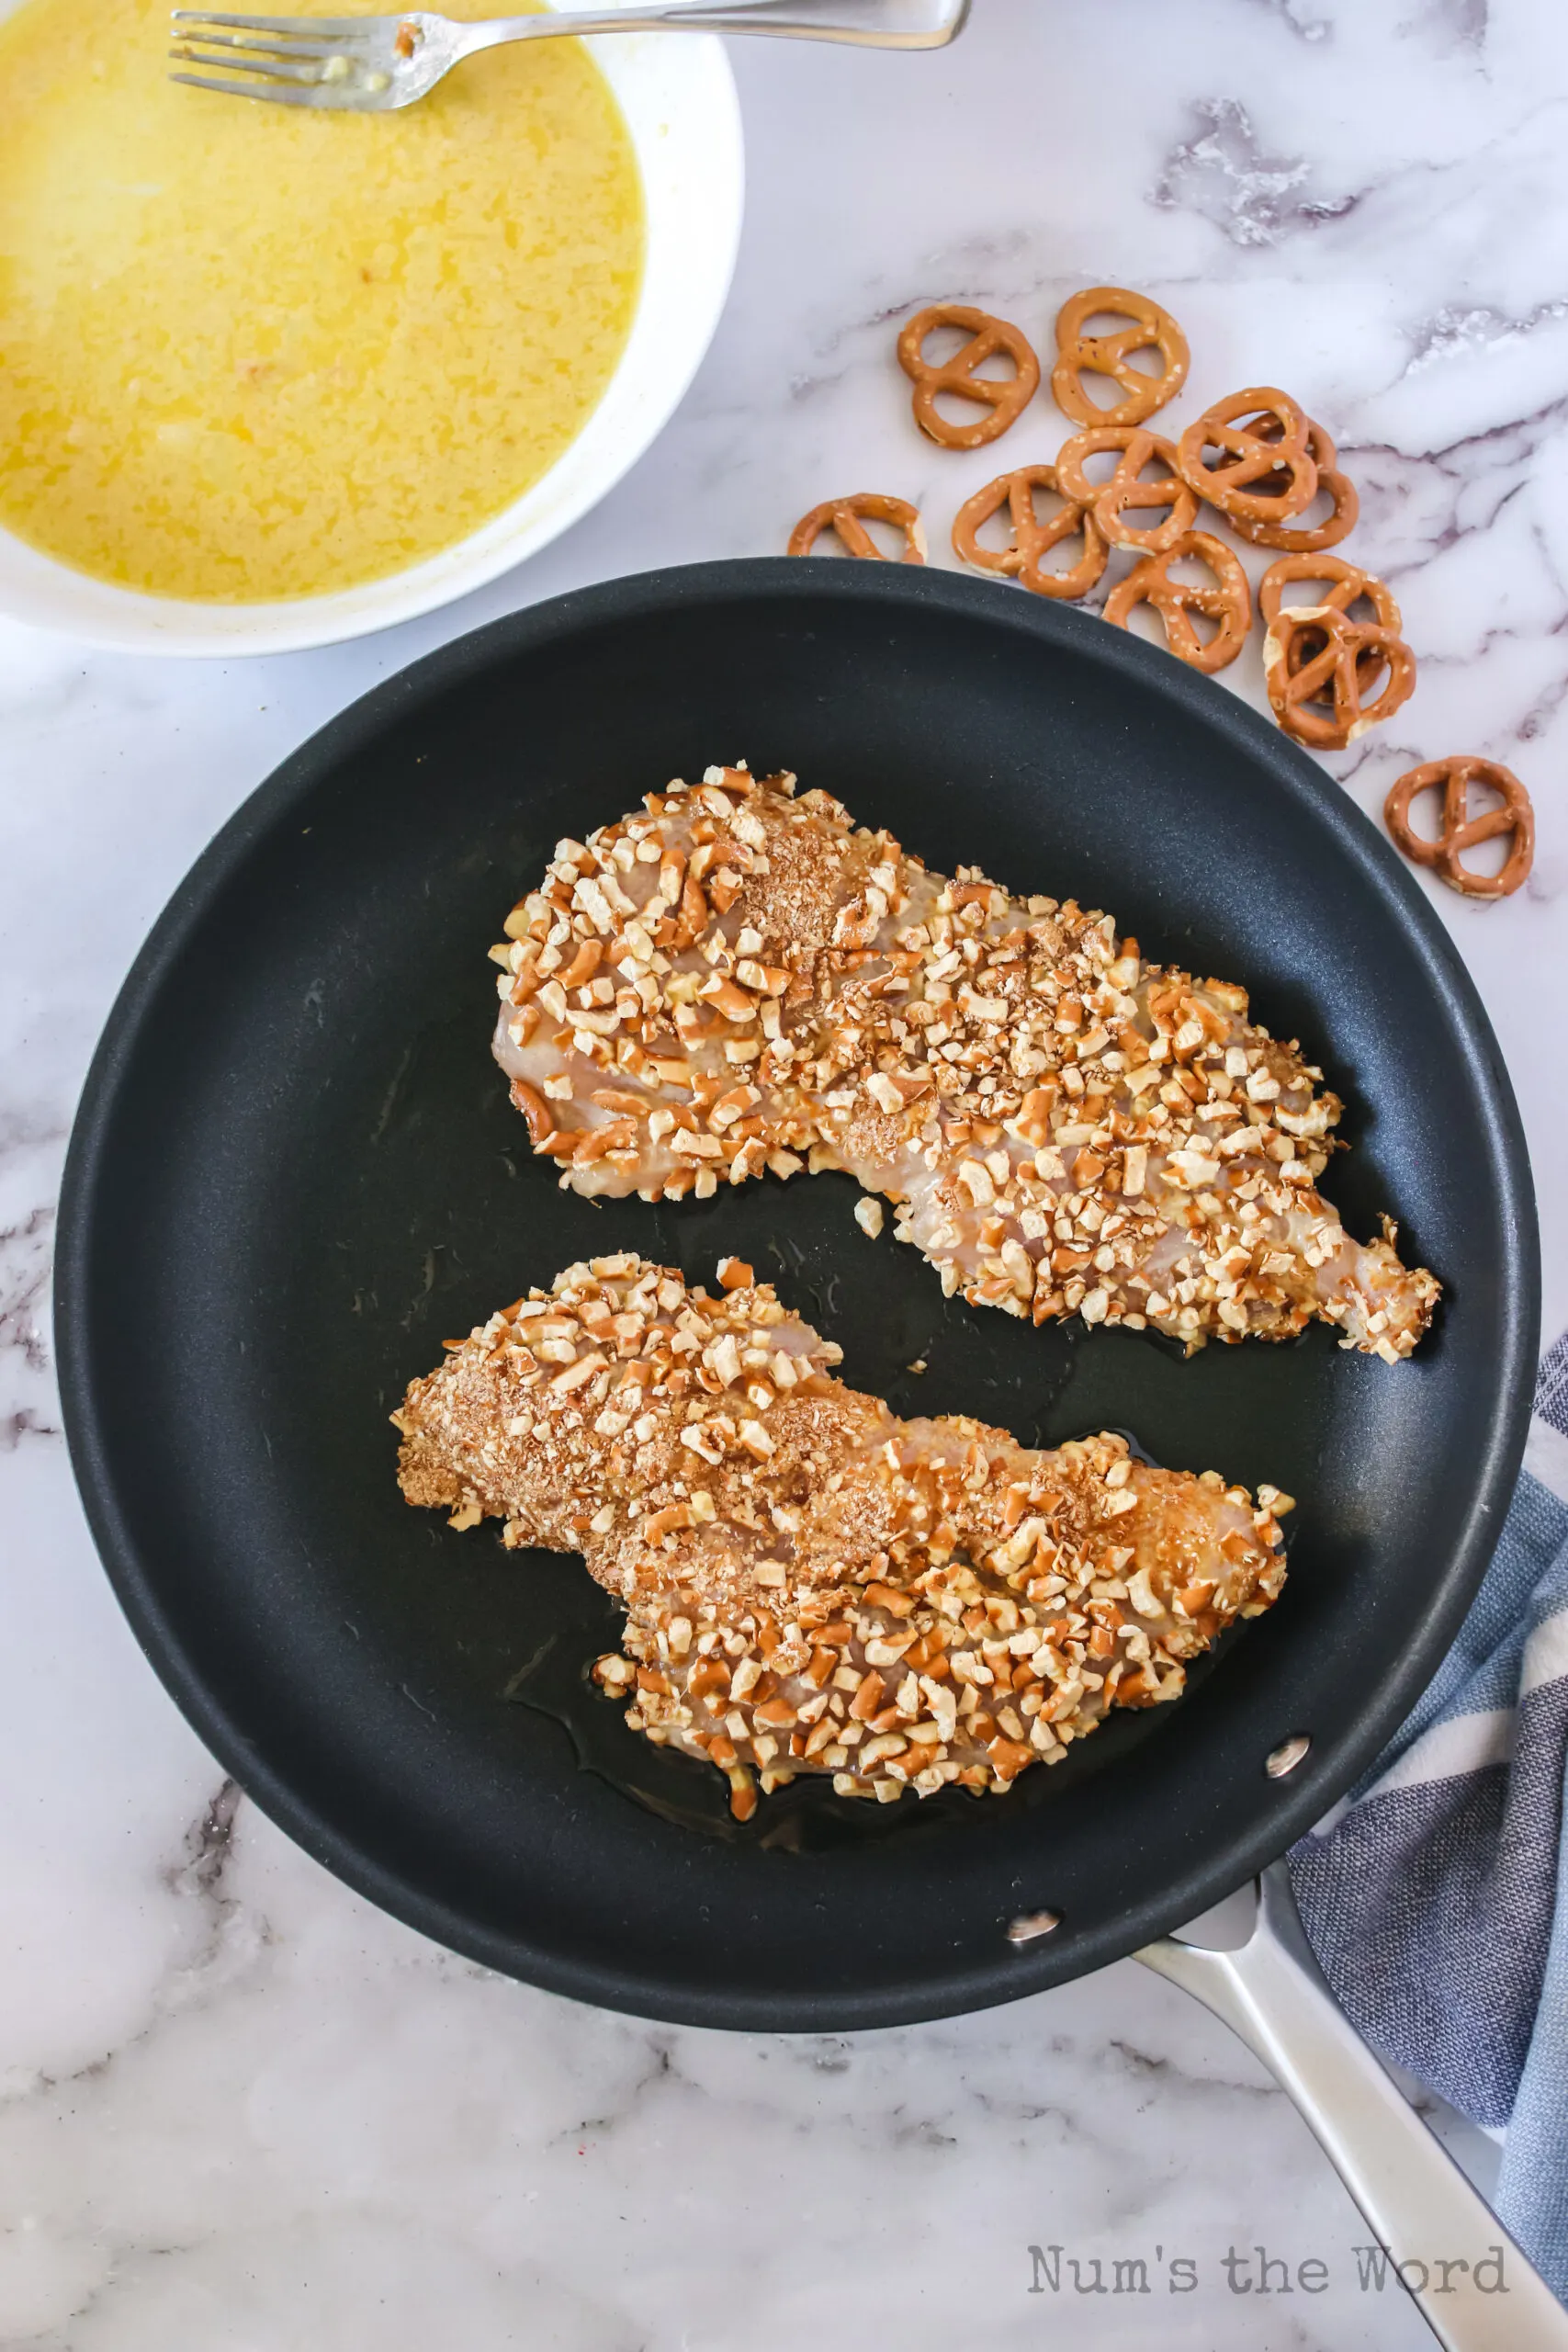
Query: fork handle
456,0,966,51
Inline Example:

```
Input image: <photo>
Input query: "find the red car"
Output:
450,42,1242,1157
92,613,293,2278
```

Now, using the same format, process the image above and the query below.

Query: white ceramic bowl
0,7,742,656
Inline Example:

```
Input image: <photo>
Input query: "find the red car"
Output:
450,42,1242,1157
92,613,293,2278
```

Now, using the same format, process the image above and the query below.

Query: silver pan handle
1137,1861,1568,2351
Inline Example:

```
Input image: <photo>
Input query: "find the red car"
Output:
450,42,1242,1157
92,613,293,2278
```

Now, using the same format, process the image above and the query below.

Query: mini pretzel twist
1055,425,1199,555
952,463,1107,599
1263,605,1416,748
1178,388,1318,526
787,493,927,563
1384,758,1536,899
1051,286,1190,428
1258,553,1402,636
1102,529,1252,673
1227,418,1359,553
1260,560,1401,707
896,305,1041,450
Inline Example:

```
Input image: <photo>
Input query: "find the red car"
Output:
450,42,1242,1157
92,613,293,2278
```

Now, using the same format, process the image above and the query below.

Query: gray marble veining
0,0,1560,2341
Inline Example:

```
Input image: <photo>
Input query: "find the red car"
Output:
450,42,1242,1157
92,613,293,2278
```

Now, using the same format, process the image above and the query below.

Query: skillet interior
55,560,1538,2030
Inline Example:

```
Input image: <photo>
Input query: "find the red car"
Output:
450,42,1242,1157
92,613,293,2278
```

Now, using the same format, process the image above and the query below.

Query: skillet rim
53,558,1540,2028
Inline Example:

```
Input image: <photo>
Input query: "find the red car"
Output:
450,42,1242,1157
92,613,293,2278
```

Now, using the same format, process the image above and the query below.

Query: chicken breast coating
491,763,1438,1360
395,1254,1291,1820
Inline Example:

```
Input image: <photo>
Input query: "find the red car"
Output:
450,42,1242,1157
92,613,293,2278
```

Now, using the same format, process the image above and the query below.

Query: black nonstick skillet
55,560,1537,2050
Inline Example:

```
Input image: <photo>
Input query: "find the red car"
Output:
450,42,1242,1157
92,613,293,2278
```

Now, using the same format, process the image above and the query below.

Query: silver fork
168,0,968,108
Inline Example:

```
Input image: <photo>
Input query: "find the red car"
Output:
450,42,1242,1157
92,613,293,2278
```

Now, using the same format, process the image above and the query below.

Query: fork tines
168,9,377,101
171,11,367,35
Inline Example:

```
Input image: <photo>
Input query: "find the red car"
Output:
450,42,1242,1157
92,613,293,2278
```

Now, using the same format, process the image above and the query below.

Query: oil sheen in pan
498,1428,1278,1854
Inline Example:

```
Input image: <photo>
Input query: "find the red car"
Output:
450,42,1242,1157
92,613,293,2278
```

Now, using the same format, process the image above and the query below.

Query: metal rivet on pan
1007,1909,1062,1945
1266,1734,1312,1779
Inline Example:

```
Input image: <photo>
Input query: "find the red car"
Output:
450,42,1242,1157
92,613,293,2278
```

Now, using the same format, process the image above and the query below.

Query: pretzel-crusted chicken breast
395,1255,1291,1819
491,765,1438,1360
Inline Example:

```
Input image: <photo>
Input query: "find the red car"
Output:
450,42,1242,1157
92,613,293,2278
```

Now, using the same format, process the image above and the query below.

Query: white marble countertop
2,0,1563,2343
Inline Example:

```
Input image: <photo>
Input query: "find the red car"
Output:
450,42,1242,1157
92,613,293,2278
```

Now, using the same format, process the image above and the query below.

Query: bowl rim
0,18,743,658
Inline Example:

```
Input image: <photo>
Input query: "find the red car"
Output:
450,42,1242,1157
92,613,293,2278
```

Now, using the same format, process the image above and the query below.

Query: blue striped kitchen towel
1290,1332,1568,2300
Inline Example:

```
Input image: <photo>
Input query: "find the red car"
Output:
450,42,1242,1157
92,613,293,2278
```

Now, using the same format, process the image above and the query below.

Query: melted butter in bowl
0,0,644,601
